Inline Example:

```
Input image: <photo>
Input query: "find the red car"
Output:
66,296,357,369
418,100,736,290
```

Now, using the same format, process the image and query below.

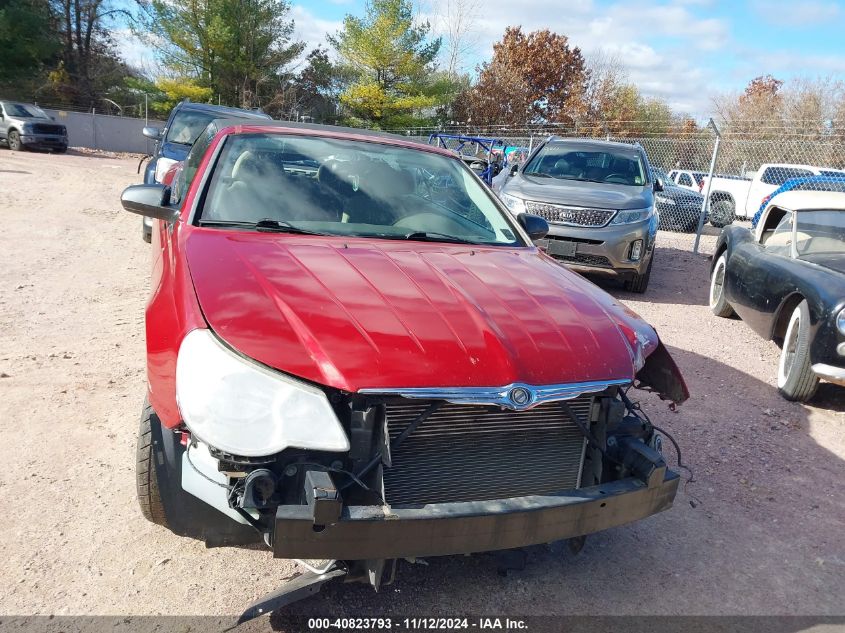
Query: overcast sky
116,0,845,118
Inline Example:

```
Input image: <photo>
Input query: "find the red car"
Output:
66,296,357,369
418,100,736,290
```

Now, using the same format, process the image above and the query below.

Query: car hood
505,174,652,210
185,231,660,392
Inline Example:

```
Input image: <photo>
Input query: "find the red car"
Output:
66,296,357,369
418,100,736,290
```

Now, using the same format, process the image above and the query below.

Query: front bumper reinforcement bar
273,471,679,560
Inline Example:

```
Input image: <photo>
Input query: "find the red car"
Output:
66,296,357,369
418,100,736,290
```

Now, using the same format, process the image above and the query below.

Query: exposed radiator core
382,397,591,506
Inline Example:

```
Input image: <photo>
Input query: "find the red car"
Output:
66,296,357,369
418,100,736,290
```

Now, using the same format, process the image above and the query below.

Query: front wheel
623,254,653,293
777,300,819,402
709,200,735,228
709,253,735,317
137,400,170,527
8,130,22,151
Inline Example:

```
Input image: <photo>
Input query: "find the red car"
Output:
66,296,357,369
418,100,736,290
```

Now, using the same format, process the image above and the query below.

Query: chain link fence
385,124,845,251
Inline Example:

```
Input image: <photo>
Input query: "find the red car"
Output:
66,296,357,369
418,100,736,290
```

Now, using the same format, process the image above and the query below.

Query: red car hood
185,231,658,392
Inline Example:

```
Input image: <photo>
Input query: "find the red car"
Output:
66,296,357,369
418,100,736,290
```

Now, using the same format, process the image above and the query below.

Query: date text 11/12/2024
307,618,529,630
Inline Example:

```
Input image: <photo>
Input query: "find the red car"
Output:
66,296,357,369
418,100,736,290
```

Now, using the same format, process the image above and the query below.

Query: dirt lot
1,149,843,620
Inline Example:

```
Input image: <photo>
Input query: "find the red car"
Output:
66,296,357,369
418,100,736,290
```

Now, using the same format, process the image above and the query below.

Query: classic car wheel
709,253,735,317
136,399,170,527
777,301,819,402
8,130,22,151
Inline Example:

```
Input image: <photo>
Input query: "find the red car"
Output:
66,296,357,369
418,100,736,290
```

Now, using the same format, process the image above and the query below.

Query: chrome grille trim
359,379,630,411
524,201,617,227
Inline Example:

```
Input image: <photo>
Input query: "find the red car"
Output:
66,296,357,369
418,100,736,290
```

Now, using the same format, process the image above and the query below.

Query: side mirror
517,213,549,240
653,178,664,192
510,163,519,176
142,126,162,140
121,184,180,222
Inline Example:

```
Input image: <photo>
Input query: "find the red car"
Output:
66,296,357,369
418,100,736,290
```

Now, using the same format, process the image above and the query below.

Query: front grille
551,253,614,268
382,398,591,506
32,123,65,135
525,201,615,227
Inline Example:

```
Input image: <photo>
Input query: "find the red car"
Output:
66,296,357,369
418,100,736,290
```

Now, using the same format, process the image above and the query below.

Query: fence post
693,118,721,254
91,107,97,150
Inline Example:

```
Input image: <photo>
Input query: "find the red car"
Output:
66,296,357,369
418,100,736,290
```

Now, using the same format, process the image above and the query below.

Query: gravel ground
0,149,843,620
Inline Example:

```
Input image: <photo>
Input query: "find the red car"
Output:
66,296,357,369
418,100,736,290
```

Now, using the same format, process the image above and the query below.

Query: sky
118,0,845,118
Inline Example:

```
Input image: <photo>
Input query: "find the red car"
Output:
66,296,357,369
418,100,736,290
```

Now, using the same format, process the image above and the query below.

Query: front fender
636,341,689,404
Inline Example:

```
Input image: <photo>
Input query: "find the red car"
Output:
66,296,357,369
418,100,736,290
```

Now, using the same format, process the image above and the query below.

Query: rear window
762,167,814,186
166,110,216,146
678,173,693,187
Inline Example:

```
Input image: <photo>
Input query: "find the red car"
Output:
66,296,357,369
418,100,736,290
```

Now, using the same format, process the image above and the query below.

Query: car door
677,172,694,191
726,211,796,337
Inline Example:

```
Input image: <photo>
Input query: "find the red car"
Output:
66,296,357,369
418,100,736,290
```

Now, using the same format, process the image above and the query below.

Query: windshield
794,210,845,256
198,133,522,245
523,142,646,186
4,103,48,118
165,110,217,146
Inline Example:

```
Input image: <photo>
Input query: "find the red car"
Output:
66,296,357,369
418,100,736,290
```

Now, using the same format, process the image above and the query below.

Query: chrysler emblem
508,386,532,408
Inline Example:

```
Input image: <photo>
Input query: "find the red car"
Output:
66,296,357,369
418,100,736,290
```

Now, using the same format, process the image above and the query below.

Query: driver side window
763,210,794,256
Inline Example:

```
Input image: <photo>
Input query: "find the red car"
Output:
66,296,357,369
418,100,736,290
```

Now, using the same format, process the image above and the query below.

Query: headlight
21,123,33,132
611,207,654,225
154,157,178,183
837,308,845,335
655,195,676,206
500,192,527,214
176,329,350,457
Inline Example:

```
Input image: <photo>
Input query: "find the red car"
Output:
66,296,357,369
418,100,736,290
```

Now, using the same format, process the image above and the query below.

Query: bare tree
428,0,480,77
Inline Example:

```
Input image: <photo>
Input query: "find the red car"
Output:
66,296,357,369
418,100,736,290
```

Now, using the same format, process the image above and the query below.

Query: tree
330,0,451,127
0,0,60,87
430,0,479,78
456,26,587,126
135,0,304,108
37,0,131,106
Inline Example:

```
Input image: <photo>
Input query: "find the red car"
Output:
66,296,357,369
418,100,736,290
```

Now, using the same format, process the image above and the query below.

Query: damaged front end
156,330,688,624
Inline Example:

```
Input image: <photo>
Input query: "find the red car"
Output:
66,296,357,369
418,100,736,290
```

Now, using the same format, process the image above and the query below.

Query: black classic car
709,190,845,401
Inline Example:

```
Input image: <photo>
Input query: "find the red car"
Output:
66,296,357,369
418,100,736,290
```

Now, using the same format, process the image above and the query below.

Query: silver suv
0,101,68,153
498,137,661,293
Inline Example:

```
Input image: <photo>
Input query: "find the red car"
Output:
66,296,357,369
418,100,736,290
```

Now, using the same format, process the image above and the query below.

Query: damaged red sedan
123,120,688,619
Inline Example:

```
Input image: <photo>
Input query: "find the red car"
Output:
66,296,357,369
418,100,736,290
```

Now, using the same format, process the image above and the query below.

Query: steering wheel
604,173,629,184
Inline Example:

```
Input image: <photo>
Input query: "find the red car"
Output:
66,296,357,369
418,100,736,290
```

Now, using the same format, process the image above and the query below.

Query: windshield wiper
197,218,328,235
402,231,482,245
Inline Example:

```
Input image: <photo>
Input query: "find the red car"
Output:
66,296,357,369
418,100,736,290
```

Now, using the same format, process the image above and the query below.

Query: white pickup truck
701,163,845,226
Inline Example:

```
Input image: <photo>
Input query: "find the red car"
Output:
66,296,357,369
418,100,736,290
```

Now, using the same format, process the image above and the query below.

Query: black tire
55,146,68,154
137,400,170,527
709,253,735,317
709,200,735,228
623,253,653,293
776,300,819,402
8,130,23,151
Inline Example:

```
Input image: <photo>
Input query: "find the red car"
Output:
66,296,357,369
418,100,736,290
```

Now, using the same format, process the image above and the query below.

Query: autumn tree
330,0,452,127
713,74,785,138
456,26,587,126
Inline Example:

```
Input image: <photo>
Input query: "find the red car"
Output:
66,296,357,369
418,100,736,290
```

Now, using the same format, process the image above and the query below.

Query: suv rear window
166,110,216,146
762,166,814,186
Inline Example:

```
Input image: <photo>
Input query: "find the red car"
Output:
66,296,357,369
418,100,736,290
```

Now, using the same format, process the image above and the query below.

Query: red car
122,120,688,617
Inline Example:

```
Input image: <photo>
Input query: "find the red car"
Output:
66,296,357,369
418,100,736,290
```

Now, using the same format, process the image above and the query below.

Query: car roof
210,119,439,152
545,136,642,152
177,101,271,120
769,190,845,211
